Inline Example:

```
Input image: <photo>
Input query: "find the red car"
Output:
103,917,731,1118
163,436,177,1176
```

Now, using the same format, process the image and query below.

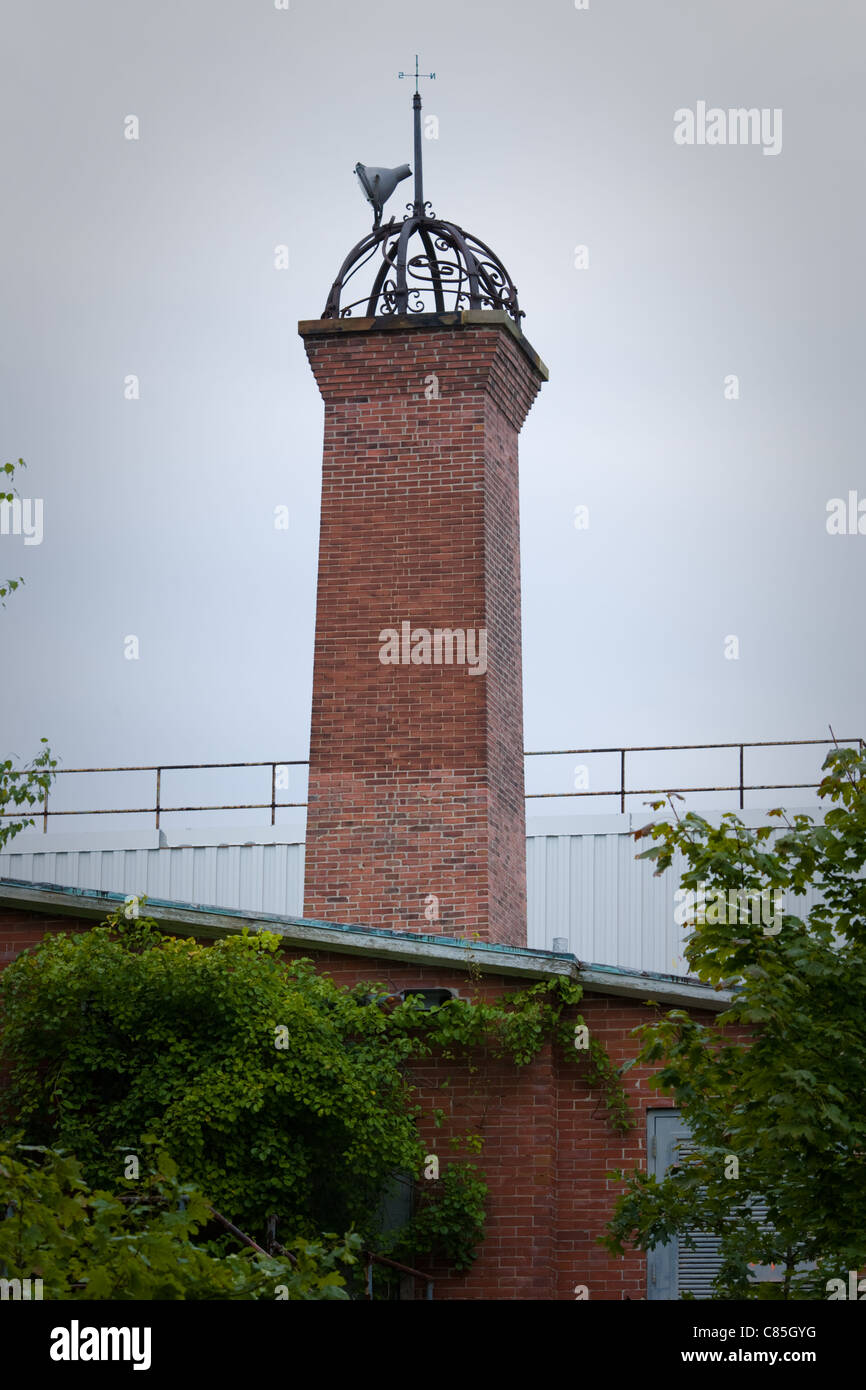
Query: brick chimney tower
300,77,547,947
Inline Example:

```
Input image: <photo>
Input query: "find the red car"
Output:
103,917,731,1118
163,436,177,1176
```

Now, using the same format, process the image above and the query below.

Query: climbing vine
359,970,633,1280
379,974,633,1132
396,1162,488,1274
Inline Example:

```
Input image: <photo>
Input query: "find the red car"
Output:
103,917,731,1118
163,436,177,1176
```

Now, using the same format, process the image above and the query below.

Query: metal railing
523,737,865,812
2,760,309,833
1,738,862,832
363,1250,434,1301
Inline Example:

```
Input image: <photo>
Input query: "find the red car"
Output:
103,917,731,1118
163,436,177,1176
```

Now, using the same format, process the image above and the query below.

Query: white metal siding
0,842,306,920
526,827,685,973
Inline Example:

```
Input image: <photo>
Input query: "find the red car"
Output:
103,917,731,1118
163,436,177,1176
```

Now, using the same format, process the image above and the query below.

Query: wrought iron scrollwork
322,215,523,323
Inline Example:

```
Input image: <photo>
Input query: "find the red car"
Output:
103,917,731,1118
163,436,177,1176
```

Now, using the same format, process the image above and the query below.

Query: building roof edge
0,878,730,1008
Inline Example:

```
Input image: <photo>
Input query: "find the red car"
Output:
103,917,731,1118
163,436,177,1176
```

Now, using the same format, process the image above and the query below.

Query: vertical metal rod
43,786,48,833
425,1279,433,1300
620,749,626,813
739,745,744,810
412,90,423,214
271,764,276,826
155,768,161,830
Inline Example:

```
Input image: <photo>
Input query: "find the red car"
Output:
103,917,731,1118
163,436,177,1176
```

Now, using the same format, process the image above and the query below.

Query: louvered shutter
647,1111,725,1299
647,1111,794,1298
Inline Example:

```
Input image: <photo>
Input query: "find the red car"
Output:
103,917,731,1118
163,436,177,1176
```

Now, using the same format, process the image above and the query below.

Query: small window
376,1170,414,1232
400,988,454,1010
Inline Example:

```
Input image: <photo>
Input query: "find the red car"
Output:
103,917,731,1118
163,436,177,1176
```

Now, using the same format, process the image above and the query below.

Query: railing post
271,764,276,826
620,749,626,813
738,745,744,810
43,785,48,833
155,768,161,830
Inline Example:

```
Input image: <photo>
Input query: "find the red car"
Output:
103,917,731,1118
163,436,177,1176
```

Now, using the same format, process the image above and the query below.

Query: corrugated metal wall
0,842,306,920
1,815,824,976
526,823,689,973
526,813,825,972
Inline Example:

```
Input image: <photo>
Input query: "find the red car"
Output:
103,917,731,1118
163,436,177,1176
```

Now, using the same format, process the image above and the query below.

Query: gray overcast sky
1,0,864,822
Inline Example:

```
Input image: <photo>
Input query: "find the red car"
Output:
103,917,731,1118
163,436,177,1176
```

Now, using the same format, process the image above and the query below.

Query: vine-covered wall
0,905,722,1300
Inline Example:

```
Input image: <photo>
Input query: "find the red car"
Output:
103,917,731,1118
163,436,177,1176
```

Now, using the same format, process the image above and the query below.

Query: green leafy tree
603,743,866,1298
1,457,56,849
0,912,427,1246
0,1142,360,1299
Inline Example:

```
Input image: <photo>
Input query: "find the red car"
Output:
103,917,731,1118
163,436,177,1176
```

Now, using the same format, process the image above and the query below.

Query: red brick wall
282,950,563,1299
302,954,701,1300
556,994,674,1301
0,909,82,966
299,319,543,946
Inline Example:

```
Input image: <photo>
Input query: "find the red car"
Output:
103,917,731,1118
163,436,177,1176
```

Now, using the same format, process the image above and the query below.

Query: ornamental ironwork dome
322,61,524,325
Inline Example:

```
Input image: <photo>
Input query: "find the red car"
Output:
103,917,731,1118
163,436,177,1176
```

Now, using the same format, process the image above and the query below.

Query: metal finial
398,56,435,217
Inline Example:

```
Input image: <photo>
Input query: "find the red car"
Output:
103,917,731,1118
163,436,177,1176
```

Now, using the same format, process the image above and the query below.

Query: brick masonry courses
298,316,546,947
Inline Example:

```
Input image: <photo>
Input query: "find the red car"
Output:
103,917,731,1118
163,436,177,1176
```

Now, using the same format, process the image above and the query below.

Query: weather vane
354,54,436,228
327,54,523,323
398,54,436,94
